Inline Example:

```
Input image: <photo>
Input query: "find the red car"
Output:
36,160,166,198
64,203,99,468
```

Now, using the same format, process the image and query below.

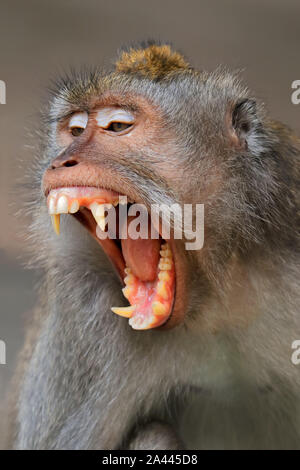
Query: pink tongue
121,216,161,282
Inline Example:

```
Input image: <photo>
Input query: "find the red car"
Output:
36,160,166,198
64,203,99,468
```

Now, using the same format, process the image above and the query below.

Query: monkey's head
39,41,281,331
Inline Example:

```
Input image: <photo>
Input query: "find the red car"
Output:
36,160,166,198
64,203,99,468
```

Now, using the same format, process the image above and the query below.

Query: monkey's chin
46,186,177,330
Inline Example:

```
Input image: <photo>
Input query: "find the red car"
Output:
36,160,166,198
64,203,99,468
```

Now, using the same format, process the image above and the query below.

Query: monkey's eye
96,107,135,133
71,127,84,137
107,122,132,132
68,112,88,137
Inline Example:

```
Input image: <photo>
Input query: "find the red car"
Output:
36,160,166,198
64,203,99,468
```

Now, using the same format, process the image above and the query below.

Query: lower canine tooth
152,301,167,316
51,214,60,235
111,306,135,318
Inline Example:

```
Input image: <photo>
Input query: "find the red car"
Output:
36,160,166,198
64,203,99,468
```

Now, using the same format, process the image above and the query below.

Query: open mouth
46,186,176,330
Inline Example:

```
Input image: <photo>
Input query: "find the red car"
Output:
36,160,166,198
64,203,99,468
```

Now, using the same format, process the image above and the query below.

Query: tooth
111,306,135,318
147,315,158,328
48,197,56,215
152,301,167,316
159,259,173,270
95,204,105,217
124,267,132,275
97,215,106,231
124,274,134,285
89,202,99,213
56,195,69,214
69,200,79,214
160,249,172,258
129,316,144,329
128,317,136,328
122,286,132,299
95,204,112,216
90,202,102,217
51,214,60,235
157,281,168,299
158,271,170,282
90,203,107,231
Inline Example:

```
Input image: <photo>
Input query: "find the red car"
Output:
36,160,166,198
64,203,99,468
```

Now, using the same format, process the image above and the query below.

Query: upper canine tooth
56,195,69,214
48,196,56,215
97,215,106,231
69,200,79,214
94,215,106,231
94,203,112,217
95,204,105,217
90,203,106,231
51,214,60,235
89,202,99,214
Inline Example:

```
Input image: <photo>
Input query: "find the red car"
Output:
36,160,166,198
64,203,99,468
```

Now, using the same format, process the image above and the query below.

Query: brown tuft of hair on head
115,44,190,80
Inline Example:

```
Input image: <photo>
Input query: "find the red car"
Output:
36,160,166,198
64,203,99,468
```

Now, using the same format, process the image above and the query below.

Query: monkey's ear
229,98,262,150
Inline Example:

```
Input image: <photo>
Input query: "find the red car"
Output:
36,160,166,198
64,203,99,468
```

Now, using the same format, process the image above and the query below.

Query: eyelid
96,107,135,129
69,112,88,129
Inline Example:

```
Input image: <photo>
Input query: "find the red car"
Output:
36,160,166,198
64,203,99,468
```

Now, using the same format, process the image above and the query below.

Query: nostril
63,159,79,168
51,159,79,169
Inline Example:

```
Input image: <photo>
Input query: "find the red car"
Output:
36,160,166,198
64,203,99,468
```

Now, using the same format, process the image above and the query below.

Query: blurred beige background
0,0,299,437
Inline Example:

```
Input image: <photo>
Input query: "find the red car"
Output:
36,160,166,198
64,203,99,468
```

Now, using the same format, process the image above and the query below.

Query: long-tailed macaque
5,42,300,449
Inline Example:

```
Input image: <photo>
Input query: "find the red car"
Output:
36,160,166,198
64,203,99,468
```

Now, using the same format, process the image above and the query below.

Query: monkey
3,41,300,450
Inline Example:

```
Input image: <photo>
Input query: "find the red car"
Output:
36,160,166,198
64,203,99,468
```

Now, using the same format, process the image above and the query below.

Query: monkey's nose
51,154,80,169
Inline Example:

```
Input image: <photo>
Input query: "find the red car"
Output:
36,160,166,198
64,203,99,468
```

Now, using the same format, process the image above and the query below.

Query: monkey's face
42,88,193,330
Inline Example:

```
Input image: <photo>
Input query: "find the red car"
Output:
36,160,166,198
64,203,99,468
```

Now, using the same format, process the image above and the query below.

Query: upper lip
43,162,143,206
